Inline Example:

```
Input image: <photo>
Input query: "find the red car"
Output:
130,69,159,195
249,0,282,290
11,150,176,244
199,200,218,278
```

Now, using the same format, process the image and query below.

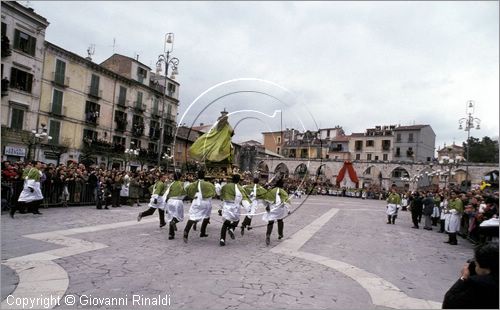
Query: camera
467,259,477,276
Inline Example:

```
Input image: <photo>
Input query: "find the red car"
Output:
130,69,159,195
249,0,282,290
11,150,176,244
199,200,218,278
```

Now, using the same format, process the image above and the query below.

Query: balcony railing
87,86,102,99
134,102,146,113
117,98,129,108
132,123,144,137
85,111,100,126
164,113,176,122
52,72,70,87
115,119,128,132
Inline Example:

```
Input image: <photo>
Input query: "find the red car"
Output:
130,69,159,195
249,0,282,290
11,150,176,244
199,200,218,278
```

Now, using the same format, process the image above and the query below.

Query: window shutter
52,90,63,114
28,36,36,56
49,120,60,144
13,29,20,49
26,73,33,92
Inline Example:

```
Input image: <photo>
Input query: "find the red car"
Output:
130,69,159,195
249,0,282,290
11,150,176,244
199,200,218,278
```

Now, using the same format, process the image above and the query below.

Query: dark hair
197,170,205,180
475,242,499,277
275,178,284,188
253,177,260,184
232,174,241,184
174,171,182,181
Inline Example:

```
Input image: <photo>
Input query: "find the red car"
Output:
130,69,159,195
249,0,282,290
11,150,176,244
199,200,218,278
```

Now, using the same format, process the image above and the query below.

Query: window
327,130,330,138
130,138,141,149
366,140,374,147
367,154,372,161
10,67,33,92
85,101,100,124
355,140,363,151
89,74,100,97
54,59,66,85
277,136,281,144
149,120,160,139
167,104,172,117
49,120,61,144
51,89,63,115
374,156,379,161
136,92,143,109
137,67,147,83
13,29,36,56
383,154,388,161
277,147,280,155
167,83,176,96
83,129,97,141
1,22,6,37
382,140,391,150
113,136,125,146
153,98,159,115
355,154,361,160
396,147,400,157
396,133,401,142
10,107,24,130
407,147,414,157
408,133,414,142
118,86,127,105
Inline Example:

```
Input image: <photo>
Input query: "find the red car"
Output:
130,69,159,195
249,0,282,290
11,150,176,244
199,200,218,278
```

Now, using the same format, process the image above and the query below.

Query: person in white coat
11,161,44,217
263,178,290,246
444,191,464,245
163,172,186,240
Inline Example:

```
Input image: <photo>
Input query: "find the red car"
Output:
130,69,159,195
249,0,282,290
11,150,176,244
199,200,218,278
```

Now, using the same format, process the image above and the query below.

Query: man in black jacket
422,192,435,230
443,242,498,309
410,192,423,229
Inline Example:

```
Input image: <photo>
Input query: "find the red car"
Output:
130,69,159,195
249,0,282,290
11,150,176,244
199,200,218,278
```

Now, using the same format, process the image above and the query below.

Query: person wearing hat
263,178,290,246
241,177,268,235
183,170,216,243
218,173,251,246
137,173,167,227
163,172,187,240
11,160,44,217
444,191,464,245
386,185,401,224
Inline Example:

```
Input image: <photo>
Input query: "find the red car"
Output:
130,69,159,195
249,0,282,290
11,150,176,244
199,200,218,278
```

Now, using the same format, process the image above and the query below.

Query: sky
26,1,499,151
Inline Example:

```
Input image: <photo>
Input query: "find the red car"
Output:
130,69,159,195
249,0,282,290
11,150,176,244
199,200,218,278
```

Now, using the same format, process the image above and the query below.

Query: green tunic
166,180,186,198
265,188,289,204
149,180,166,195
220,183,251,203
23,167,41,181
448,198,464,213
188,120,233,162
243,184,268,200
386,193,401,204
186,180,216,199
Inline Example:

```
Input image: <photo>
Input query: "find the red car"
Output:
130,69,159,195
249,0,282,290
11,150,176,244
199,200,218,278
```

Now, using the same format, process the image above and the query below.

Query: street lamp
162,152,174,172
29,123,52,161
124,143,139,171
156,32,180,166
438,155,464,191
458,100,481,191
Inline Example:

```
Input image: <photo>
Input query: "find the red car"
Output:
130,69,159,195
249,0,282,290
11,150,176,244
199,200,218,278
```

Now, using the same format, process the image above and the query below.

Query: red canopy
336,161,359,187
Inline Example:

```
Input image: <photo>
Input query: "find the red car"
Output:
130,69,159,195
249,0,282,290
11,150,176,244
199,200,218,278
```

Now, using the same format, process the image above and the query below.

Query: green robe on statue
189,115,234,162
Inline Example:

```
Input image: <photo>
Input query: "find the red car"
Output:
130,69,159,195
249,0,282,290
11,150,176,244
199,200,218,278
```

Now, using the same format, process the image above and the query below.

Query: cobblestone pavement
1,196,474,309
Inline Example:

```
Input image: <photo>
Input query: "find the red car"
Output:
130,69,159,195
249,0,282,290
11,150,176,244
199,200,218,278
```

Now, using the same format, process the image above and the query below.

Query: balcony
117,99,129,109
1,35,11,58
115,119,128,132
51,72,70,87
87,86,102,99
164,113,176,123
134,102,146,113
132,123,144,137
151,108,161,118
85,111,100,126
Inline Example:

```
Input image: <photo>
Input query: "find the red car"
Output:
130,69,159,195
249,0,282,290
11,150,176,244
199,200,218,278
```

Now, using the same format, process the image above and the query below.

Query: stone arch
274,162,289,178
389,166,411,189
360,165,383,189
294,163,309,178
257,161,269,179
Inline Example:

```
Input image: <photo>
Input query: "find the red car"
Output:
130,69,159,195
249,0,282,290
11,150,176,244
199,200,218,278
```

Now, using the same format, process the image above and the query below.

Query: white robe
163,183,185,223
18,178,43,203
386,203,399,216
188,181,212,221
445,210,461,233
262,189,289,222
222,184,243,222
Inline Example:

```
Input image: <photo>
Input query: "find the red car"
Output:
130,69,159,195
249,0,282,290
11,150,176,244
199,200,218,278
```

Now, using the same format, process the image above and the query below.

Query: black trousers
183,218,210,237
266,219,284,237
140,207,165,225
220,219,239,241
241,216,252,228
439,219,445,233
411,212,420,228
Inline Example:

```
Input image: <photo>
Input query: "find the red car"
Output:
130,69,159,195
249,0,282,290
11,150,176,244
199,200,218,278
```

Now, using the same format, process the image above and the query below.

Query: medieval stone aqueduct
256,157,498,191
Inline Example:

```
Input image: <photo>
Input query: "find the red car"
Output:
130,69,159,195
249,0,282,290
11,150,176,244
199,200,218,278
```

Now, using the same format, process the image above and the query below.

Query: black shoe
160,222,166,228
219,239,225,246
386,222,391,224
450,242,457,245
33,211,42,215
247,226,252,231
392,222,395,224
444,240,451,243
278,235,283,240
183,233,188,243
9,210,14,219
168,235,174,240
228,228,235,240
241,226,245,236
200,233,208,237
104,206,109,209
411,226,419,229
266,235,270,246
137,214,142,222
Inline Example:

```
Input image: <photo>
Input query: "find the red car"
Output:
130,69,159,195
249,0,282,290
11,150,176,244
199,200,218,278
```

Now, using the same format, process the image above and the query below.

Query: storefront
3,145,27,162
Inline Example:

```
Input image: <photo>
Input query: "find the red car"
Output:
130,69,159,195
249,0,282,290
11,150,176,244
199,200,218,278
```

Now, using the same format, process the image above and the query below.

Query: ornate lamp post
124,142,139,171
29,123,52,161
438,155,464,191
156,32,180,166
458,100,480,191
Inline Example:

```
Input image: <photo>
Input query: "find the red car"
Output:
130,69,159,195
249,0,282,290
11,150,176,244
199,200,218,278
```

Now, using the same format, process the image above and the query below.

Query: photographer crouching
442,242,498,309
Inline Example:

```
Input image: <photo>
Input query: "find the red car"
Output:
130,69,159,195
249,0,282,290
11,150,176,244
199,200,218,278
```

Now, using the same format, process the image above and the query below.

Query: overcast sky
27,1,499,151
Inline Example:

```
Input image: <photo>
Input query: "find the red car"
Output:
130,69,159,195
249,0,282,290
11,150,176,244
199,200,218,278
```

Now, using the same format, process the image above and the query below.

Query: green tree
463,136,499,163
